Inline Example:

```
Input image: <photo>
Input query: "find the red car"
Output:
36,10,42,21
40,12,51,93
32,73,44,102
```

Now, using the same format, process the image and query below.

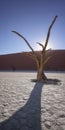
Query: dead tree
12,16,58,81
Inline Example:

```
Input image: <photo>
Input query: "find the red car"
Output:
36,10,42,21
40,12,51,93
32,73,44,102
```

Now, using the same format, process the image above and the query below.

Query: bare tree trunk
37,70,47,81
37,63,47,81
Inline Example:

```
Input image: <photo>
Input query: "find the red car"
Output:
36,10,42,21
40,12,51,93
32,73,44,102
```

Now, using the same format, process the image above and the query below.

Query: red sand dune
0,50,65,71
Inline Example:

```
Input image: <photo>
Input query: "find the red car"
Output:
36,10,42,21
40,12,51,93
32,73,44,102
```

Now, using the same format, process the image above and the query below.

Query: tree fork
12,16,58,82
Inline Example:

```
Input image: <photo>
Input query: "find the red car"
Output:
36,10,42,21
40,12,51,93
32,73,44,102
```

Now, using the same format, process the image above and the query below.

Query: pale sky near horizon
0,0,65,55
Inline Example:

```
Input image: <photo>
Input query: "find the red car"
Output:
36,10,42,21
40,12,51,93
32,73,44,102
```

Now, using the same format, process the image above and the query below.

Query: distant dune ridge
0,50,65,71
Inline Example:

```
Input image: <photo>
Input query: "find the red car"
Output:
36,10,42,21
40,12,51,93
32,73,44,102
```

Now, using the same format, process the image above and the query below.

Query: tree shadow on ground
0,79,61,130
32,78,61,85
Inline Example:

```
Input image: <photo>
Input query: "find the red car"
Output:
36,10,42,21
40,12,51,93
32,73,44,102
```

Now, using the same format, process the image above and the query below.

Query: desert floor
0,71,65,130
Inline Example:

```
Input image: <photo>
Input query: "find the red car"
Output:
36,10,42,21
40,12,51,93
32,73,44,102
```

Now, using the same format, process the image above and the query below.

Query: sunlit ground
0,71,65,130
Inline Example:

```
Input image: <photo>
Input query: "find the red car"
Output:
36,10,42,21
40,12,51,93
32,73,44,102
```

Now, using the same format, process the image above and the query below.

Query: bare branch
44,56,52,65
45,48,52,54
24,52,37,61
12,30,40,66
43,16,58,51
37,42,44,49
12,31,34,52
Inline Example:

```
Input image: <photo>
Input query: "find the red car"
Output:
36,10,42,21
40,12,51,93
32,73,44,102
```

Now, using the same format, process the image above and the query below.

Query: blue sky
0,0,65,55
